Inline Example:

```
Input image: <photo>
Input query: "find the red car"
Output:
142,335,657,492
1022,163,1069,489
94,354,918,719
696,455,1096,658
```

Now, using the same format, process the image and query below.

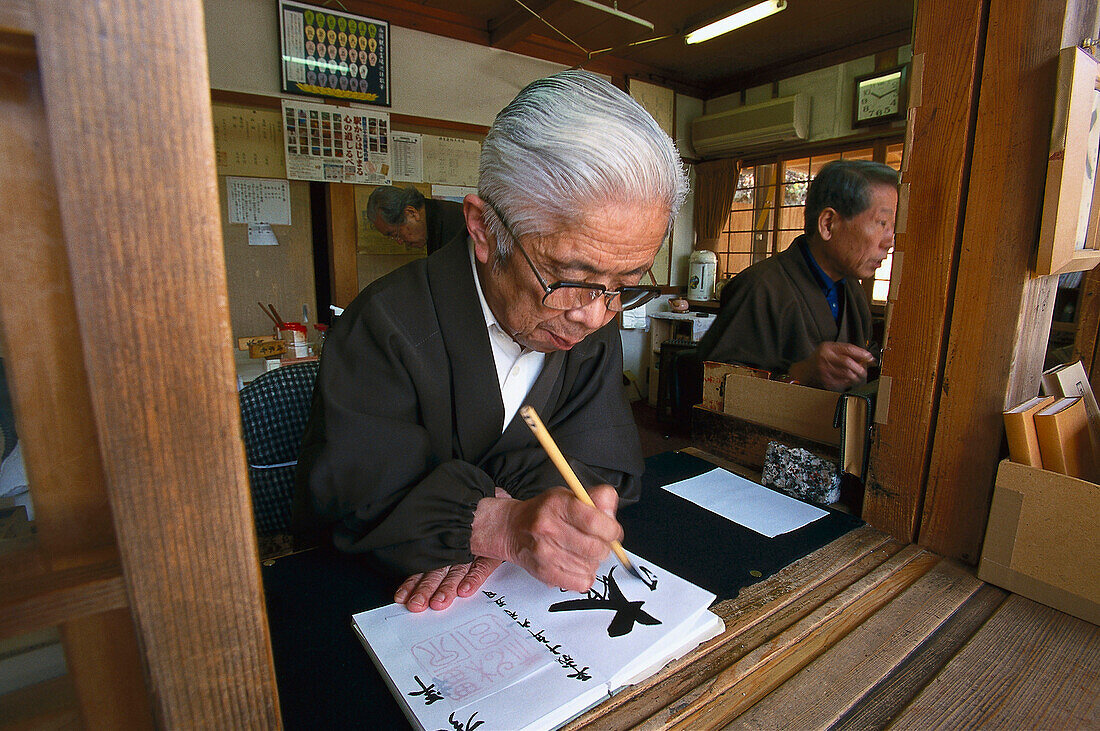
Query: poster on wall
279,0,390,106
281,99,392,185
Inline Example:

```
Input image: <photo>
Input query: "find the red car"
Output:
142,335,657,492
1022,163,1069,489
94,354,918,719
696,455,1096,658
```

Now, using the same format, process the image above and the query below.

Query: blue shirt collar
797,237,842,320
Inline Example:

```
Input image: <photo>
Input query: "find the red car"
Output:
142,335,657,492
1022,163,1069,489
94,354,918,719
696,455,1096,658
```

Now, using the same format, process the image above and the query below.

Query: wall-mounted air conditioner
691,94,810,156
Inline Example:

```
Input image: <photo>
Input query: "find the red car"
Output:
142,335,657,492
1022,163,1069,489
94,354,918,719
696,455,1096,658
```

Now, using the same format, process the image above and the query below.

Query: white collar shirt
469,242,546,431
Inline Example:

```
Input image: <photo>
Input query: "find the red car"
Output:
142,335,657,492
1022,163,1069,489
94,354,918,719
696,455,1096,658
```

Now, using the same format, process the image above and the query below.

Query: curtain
692,158,742,253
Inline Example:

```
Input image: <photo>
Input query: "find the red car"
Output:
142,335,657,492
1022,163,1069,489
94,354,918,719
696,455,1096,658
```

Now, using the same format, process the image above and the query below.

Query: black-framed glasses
486,200,660,313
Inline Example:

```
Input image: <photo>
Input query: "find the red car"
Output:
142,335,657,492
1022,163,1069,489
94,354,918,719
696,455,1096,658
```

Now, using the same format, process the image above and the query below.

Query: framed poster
1036,45,1100,276
279,0,390,106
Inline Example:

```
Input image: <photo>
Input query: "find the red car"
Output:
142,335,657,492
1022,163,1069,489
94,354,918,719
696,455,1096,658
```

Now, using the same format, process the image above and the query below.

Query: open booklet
352,551,723,731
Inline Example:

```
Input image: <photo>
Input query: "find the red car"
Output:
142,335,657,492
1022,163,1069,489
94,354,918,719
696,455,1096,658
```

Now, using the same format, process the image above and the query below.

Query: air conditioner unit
691,94,809,156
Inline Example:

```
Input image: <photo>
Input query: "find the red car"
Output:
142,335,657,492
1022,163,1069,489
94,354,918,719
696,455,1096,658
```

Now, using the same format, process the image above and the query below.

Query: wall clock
852,65,908,128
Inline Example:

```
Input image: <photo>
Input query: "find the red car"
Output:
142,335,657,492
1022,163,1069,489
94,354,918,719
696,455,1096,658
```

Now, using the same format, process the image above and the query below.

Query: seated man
366,184,467,254
694,160,898,391
296,70,688,612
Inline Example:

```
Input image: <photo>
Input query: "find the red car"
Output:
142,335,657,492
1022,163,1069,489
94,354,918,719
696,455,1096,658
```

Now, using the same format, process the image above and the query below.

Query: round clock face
857,71,902,122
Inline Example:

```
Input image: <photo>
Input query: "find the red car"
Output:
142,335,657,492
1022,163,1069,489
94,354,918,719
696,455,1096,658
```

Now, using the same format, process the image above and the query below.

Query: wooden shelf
0,546,127,639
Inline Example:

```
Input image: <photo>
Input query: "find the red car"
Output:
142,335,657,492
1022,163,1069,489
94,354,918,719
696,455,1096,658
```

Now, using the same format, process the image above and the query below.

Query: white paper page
227,176,291,225
352,551,718,731
660,468,827,537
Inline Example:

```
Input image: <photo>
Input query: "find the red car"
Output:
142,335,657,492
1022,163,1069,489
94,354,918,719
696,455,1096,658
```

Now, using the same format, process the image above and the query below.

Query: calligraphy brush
519,404,643,580
258,301,281,328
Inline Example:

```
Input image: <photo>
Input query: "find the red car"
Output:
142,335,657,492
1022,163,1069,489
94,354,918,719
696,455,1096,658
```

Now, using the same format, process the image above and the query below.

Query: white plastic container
687,249,717,301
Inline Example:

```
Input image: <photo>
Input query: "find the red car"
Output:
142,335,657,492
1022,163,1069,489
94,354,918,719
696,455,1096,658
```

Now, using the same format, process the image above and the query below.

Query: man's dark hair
366,185,426,225
804,159,899,236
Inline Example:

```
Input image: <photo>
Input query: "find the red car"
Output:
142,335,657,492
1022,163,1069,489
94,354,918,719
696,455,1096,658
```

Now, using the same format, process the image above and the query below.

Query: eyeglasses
486,200,660,313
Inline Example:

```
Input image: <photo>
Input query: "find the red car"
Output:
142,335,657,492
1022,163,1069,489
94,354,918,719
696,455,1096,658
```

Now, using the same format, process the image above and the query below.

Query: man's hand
470,484,622,593
788,341,874,391
394,556,503,613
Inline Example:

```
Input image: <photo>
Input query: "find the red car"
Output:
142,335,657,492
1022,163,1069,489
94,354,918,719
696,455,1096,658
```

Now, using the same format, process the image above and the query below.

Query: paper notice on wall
248,224,280,246
390,132,423,182
281,99,391,184
227,176,292,225
423,135,480,187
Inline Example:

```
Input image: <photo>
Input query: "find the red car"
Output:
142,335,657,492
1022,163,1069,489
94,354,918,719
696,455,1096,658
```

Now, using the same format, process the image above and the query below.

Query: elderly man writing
365,185,467,254
694,160,898,391
296,70,688,612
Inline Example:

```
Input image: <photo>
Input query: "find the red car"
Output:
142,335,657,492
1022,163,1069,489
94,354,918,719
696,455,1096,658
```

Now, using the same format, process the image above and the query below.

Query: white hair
478,70,689,257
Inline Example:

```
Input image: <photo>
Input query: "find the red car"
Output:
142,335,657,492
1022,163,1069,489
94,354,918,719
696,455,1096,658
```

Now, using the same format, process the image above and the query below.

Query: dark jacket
295,234,643,577
694,235,872,375
423,198,467,255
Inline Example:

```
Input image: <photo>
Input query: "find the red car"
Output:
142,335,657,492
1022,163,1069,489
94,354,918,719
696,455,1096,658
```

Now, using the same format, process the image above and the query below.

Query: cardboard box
978,459,1100,625
721,372,841,446
701,361,768,412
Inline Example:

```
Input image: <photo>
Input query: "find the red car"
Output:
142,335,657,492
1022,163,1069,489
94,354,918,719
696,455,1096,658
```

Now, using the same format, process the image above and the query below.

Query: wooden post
918,0,1099,562
32,0,282,725
863,0,987,543
327,182,361,308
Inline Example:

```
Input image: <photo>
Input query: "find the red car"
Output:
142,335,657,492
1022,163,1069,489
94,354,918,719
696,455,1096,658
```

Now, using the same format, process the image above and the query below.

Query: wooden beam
33,0,281,725
489,0,560,50
918,0,1098,563
0,39,155,726
862,0,986,543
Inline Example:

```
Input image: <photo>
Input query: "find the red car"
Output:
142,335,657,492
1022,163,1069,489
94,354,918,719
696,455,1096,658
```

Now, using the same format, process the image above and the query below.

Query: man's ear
817,207,839,241
463,194,494,264
403,205,422,224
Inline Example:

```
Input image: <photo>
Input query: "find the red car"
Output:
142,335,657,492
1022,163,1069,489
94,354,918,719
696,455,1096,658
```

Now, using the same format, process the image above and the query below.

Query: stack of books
1003,360,1100,481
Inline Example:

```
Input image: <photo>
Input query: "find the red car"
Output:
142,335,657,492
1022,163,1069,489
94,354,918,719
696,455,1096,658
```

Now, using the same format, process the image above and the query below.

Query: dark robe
295,234,643,577
694,235,872,376
423,198,467,255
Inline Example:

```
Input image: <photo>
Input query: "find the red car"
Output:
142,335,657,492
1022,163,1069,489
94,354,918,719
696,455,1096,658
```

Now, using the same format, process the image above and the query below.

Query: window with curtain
715,139,903,304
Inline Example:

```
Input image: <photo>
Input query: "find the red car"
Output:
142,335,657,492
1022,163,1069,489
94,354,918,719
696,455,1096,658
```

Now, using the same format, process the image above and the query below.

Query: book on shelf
1003,395,1057,467
1041,360,1100,461
1034,396,1096,480
351,552,723,731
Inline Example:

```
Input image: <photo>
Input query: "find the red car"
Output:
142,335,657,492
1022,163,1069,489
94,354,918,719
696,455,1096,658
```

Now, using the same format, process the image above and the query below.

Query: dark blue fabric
798,238,842,322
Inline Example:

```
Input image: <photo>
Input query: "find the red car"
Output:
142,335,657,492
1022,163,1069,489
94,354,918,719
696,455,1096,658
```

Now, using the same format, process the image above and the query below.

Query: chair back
239,361,319,535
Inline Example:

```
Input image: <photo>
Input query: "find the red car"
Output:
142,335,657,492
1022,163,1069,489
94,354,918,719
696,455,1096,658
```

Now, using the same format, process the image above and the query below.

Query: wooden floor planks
568,525,1099,731
723,560,986,730
889,594,1100,729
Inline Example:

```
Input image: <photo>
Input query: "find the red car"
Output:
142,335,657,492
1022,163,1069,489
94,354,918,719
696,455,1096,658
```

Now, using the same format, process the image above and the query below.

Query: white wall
205,0,568,125
203,0,701,380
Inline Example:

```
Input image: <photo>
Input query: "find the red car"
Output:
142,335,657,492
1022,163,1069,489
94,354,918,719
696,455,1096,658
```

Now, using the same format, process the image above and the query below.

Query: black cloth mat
621,450,862,601
262,451,862,729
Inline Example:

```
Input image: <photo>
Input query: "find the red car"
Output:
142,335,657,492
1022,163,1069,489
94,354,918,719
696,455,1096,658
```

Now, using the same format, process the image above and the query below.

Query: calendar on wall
279,0,390,107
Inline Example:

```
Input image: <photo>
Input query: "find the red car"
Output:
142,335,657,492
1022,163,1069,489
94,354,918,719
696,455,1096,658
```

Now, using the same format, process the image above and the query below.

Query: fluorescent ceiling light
569,0,655,31
685,0,787,45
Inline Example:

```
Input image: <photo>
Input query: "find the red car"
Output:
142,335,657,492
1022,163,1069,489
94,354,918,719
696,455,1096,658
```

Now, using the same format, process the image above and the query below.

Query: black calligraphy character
445,711,485,731
567,665,592,681
638,565,659,591
408,675,444,705
548,567,662,637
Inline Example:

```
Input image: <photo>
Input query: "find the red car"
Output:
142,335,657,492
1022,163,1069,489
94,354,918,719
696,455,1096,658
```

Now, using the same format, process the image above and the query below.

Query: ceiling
340,0,914,98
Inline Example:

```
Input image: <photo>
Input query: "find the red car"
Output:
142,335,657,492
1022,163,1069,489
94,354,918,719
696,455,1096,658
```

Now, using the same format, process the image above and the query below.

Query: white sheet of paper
247,223,279,246
227,176,291,225
352,551,721,731
660,468,827,537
